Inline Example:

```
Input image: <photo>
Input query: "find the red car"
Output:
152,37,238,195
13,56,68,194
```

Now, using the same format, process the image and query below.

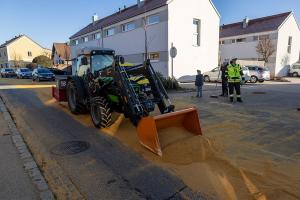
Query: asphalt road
1,77,300,199
0,78,199,200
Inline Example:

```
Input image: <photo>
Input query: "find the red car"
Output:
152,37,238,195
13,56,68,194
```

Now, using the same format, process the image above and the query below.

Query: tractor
52,47,202,156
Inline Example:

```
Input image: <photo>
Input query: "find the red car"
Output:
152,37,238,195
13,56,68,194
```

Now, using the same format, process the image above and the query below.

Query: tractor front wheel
90,97,112,128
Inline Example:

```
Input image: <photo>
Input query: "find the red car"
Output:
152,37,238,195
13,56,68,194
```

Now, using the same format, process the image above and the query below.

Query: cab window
77,56,90,77
91,54,114,73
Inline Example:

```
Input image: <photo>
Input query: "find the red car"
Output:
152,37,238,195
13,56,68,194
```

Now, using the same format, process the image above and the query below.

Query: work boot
237,98,243,103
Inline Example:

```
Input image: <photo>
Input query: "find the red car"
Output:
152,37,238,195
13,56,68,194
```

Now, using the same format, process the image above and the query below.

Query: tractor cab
75,48,116,77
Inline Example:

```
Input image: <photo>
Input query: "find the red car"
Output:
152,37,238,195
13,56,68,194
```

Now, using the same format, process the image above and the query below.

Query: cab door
76,55,91,77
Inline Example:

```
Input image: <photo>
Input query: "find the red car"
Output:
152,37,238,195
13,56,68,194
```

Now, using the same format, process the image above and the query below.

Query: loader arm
124,60,174,114
113,62,145,119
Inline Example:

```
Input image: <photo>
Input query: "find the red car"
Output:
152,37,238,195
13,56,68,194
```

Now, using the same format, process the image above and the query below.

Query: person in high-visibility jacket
226,58,243,102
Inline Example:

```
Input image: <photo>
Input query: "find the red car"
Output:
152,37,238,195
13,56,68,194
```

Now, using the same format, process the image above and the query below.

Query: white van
289,63,300,77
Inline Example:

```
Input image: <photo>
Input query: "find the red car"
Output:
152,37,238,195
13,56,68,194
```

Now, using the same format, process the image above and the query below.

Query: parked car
0,68,16,78
289,63,300,77
241,66,251,83
203,66,251,83
203,67,220,82
246,66,271,83
48,68,70,75
32,68,55,82
177,75,196,83
16,68,33,79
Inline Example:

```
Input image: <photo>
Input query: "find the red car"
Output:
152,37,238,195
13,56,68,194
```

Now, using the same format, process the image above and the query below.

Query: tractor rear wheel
67,80,86,114
90,97,112,128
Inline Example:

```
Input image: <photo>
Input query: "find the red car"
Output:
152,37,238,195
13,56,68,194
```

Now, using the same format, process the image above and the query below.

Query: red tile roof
70,0,168,39
52,43,71,60
220,12,292,38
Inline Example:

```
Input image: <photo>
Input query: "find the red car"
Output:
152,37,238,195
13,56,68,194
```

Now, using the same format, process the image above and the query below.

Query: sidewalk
0,99,54,200
0,111,39,199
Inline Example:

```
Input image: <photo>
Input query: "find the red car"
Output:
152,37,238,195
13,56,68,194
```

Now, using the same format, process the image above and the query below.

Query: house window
259,35,269,40
4,52,6,56
221,40,225,45
122,22,135,32
75,40,79,45
236,38,246,43
253,36,259,41
28,51,32,57
149,52,160,62
147,14,160,25
94,33,101,40
106,28,115,36
0,52,1,57
231,39,236,44
193,19,201,46
84,37,88,42
288,36,292,54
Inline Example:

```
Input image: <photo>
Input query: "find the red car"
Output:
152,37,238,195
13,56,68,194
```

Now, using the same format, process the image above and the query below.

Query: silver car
16,68,33,79
246,66,271,83
203,66,250,83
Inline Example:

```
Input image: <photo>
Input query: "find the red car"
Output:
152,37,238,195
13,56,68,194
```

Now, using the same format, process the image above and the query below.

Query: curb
0,98,55,200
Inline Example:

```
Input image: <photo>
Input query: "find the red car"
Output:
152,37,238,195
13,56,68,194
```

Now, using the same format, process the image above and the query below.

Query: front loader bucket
137,107,202,156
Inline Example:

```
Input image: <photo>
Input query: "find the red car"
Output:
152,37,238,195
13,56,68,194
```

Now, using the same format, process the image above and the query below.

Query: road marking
0,85,55,90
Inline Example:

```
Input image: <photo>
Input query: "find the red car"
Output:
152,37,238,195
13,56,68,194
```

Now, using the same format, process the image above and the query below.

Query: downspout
101,27,104,48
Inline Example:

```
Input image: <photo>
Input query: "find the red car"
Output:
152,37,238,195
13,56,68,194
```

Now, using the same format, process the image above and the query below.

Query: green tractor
52,47,201,156
66,47,174,127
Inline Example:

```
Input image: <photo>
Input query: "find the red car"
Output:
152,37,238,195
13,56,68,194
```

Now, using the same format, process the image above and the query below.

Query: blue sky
0,0,299,49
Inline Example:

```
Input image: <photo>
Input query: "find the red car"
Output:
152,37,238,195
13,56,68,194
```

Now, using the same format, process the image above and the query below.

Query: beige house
0,35,51,68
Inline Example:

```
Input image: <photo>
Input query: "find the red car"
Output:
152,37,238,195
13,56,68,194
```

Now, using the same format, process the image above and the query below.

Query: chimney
137,0,145,8
92,14,98,25
243,17,249,28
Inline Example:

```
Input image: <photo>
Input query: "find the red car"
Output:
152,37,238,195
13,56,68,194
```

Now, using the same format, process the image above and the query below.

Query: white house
219,12,300,77
69,0,220,78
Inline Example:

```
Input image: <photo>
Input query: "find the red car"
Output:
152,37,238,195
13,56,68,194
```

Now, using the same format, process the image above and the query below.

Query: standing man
226,58,243,102
220,62,229,97
195,70,204,98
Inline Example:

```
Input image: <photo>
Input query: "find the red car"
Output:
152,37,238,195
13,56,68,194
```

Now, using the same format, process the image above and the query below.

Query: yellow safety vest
227,64,242,83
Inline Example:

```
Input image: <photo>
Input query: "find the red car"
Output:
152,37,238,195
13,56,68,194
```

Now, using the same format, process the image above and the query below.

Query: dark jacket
195,74,204,86
221,63,229,81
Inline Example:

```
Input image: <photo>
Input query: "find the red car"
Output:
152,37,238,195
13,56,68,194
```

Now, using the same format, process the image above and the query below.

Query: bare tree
256,38,276,65
12,51,22,67
42,50,51,58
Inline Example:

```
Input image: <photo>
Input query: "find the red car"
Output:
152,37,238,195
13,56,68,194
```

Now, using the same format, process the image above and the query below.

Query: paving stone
34,179,49,191
20,152,32,159
24,161,38,170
